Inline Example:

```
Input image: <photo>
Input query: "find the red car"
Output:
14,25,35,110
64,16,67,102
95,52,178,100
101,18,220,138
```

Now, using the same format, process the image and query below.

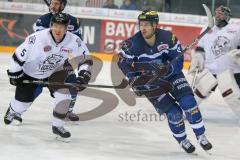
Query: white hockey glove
227,49,240,65
188,50,205,75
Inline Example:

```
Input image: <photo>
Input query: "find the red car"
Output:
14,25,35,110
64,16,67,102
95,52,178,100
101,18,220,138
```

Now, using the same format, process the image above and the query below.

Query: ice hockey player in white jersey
34,0,82,121
4,13,92,140
189,5,240,114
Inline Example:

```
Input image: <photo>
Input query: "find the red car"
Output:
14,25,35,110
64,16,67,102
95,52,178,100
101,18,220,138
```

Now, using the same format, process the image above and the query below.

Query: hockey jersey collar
49,30,66,45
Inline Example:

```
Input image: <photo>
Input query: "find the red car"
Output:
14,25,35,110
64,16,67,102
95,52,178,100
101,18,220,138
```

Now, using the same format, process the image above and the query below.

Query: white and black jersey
197,24,240,74
9,28,89,79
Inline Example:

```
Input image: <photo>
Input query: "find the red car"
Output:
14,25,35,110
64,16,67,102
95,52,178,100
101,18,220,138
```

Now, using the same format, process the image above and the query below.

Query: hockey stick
183,5,213,52
169,4,214,65
43,0,50,7
191,67,199,90
22,79,128,89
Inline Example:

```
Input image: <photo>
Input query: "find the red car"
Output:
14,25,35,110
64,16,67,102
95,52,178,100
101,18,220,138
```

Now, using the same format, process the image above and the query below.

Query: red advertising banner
100,20,138,53
100,19,202,60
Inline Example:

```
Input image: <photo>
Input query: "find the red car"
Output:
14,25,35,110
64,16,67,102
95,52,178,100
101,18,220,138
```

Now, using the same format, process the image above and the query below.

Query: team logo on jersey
38,54,63,72
120,40,132,52
60,47,72,53
211,36,230,58
44,45,52,52
157,44,169,52
28,35,36,44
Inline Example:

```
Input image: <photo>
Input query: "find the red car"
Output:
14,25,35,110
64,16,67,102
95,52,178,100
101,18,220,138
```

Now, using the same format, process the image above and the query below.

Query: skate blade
55,136,71,143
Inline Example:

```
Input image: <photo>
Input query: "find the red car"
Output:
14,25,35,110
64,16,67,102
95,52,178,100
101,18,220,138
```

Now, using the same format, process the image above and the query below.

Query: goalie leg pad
193,69,218,104
217,70,240,109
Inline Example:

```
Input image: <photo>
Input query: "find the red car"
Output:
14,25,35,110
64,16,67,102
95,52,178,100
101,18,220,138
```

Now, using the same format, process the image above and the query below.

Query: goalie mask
215,5,232,28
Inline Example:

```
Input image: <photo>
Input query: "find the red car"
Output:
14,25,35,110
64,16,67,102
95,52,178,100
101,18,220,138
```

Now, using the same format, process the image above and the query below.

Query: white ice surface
0,53,239,160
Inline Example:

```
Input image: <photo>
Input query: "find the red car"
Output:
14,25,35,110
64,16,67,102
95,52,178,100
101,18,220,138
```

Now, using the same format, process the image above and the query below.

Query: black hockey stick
22,79,128,89
43,0,50,7
182,5,213,52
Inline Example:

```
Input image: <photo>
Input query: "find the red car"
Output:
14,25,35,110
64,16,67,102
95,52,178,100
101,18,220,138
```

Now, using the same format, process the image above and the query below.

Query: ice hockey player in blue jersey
34,0,81,38
117,10,213,153
34,0,82,121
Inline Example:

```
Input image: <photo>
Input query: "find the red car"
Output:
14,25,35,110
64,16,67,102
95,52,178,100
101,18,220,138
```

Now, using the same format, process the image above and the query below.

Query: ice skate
180,139,196,154
52,126,71,142
198,134,212,151
4,107,22,125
